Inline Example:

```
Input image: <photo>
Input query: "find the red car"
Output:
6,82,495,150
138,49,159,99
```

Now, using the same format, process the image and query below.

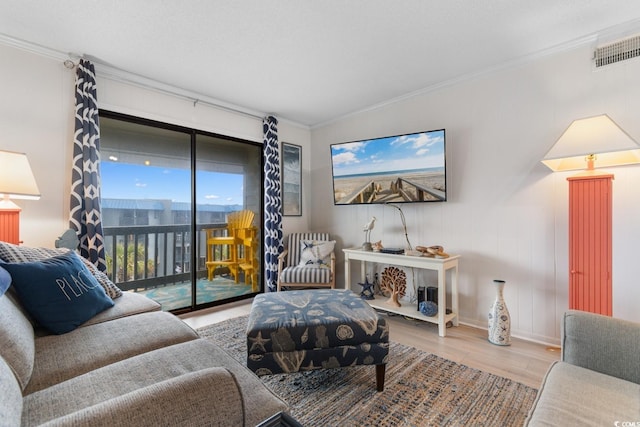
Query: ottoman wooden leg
376,364,386,392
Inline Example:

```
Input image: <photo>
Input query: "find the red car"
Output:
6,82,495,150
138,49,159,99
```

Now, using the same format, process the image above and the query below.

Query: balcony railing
102,223,235,291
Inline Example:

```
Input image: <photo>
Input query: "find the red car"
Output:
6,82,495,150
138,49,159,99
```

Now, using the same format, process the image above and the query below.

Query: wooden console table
343,248,460,337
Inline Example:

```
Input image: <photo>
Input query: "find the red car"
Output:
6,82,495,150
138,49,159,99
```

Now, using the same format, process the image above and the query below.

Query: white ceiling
2,1,640,127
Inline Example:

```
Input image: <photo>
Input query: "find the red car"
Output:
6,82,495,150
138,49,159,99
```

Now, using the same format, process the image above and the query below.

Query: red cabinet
567,173,613,316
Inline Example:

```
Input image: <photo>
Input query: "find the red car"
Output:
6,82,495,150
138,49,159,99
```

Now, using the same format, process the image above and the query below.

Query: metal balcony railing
102,223,234,292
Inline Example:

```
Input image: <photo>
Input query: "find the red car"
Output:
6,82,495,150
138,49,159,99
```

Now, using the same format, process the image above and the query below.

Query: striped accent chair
276,233,336,291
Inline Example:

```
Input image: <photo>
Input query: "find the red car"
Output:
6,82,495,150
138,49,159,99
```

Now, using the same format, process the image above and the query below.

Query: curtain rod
0,34,293,127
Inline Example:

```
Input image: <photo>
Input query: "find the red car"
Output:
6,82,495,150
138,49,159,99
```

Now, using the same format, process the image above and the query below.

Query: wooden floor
180,298,559,389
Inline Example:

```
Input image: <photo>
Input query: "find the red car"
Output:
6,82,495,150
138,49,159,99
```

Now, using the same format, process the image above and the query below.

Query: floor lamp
541,114,640,316
0,150,41,245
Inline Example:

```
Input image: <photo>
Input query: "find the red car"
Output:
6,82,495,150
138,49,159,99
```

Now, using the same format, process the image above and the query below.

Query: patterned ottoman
246,289,389,391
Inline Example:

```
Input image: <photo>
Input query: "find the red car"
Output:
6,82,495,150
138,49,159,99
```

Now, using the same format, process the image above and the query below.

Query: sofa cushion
525,361,640,426
79,291,161,328
0,251,114,335
22,339,287,427
0,293,35,391
32,291,162,337
0,241,122,299
0,355,23,426
34,368,245,427
25,311,199,394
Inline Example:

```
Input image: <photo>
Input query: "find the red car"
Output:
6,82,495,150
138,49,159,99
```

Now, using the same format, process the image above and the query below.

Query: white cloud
332,151,359,165
335,141,367,152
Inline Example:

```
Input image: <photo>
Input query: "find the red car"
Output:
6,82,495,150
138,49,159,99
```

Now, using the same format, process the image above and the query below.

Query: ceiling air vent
594,34,640,67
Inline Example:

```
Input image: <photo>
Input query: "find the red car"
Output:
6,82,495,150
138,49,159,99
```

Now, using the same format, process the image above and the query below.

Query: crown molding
0,32,68,61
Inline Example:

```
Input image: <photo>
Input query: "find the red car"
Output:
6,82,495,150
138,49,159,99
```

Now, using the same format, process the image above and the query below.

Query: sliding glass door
99,113,263,312
195,134,262,305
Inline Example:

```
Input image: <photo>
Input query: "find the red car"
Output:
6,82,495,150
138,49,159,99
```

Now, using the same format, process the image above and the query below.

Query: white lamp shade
0,150,41,200
542,114,640,172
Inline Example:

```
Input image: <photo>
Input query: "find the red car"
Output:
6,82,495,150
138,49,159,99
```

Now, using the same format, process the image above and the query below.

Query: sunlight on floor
180,299,253,329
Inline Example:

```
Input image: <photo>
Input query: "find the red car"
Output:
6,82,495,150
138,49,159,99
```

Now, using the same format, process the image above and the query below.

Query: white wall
0,42,311,250
0,45,75,246
310,43,640,344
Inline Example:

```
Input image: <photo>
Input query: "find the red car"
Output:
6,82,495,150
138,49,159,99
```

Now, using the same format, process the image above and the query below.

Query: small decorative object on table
362,216,376,251
380,266,406,307
358,275,375,300
416,245,450,258
419,300,438,317
372,240,383,252
417,286,426,311
373,272,382,295
379,247,404,254
488,279,511,346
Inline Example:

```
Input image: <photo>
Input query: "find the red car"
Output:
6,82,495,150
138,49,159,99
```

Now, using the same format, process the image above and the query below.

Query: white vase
488,279,511,346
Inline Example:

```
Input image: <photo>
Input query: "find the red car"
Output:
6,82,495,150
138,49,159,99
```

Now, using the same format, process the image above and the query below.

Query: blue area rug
138,277,254,311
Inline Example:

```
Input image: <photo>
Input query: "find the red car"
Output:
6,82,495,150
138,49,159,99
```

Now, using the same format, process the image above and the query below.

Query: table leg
451,264,459,327
344,254,351,291
375,364,386,392
438,265,446,337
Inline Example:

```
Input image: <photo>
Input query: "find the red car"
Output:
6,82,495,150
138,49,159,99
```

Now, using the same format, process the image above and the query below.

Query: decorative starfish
358,276,375,300
248,331,270,352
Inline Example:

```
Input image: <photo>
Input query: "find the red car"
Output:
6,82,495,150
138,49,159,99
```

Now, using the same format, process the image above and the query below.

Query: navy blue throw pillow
0,251,114,334
0,266,10,296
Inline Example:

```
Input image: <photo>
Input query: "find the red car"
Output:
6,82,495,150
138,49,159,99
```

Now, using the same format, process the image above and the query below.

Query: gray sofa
0,290,287,426
525,310,640,426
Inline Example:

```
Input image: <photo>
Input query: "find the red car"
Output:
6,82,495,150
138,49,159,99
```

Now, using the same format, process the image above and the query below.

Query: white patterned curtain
69,59,106,271
263,116,283,292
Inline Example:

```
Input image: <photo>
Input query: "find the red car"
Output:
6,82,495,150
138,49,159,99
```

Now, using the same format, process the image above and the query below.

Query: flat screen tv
330,129,446,205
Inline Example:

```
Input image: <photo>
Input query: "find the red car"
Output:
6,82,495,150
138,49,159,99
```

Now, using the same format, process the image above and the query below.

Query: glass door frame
100,110,264,314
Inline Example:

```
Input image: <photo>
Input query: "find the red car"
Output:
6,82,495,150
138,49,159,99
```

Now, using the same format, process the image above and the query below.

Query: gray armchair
525,310,640,425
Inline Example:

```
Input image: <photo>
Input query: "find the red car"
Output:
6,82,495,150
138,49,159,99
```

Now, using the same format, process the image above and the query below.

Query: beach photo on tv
330,129,446,205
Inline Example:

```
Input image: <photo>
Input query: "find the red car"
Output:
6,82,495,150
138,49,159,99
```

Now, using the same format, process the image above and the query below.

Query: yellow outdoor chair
205,210,256,284
237,224,259,291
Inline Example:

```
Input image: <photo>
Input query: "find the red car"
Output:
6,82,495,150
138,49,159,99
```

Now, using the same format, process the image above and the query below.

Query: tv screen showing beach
330,129,446,205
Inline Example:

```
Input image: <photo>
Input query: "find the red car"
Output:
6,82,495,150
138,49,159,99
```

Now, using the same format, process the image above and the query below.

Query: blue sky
331,130,445,177
101,162,244,205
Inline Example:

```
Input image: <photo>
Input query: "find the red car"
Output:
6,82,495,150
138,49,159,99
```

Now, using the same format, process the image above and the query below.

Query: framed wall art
282,142,302,216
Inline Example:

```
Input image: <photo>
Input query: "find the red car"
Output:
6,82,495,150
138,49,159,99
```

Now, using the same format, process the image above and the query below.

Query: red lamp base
0,205,20,245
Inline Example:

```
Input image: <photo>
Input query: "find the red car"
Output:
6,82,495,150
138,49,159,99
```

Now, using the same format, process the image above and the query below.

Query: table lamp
0,150,41,244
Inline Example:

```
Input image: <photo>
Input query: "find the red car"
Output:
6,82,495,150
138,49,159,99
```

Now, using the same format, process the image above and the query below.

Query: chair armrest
562,310,640,384
45,368,244,427
278,248,289,261
276,248,289,291
277,248,289,270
